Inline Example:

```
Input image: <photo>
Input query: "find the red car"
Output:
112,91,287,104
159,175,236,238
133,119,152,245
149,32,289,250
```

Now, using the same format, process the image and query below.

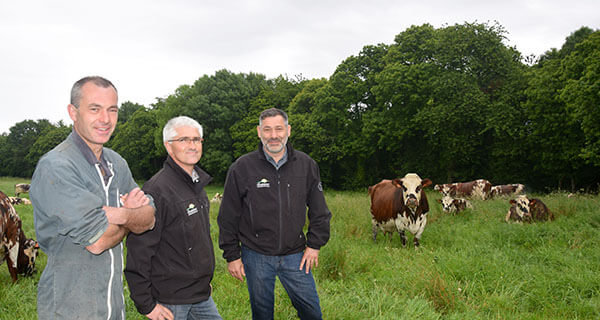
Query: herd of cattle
369,174,554,248
1,177,555,282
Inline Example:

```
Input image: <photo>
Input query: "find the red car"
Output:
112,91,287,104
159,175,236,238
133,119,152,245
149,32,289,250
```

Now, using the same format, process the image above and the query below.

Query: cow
505,195,554,223
210,192,223,203
490,184,525,197
437,195,472,214
433,179,492,200
8,197,32,205
368,173,432,248
1,190,40,282
14,183,30,197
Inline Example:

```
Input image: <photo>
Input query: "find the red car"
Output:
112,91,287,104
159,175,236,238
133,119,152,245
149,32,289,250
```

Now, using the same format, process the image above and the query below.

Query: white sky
1,0,598,134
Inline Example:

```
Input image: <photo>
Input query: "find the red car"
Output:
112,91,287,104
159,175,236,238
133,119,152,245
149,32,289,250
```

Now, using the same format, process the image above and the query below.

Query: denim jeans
163,296,222,320
242,246,323,320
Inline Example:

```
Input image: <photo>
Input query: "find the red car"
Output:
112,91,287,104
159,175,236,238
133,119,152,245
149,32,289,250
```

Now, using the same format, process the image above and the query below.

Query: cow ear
437,198,442,203
530,199,537,205
421,178,432,188
509,199,516,205
391,178,402,188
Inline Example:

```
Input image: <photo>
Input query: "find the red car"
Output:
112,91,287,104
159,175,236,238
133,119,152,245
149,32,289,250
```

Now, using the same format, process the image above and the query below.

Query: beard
262,136,287,154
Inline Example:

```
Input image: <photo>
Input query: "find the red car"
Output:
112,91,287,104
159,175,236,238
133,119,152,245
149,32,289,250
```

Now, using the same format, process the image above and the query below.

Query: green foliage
1,23,599,191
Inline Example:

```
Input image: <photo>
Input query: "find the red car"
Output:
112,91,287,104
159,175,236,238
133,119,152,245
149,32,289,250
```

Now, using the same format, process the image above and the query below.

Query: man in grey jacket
30,76,156,320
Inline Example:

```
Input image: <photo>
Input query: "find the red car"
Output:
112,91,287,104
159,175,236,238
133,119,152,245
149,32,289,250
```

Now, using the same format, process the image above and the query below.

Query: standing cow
505,195,554,223
369,173,432,248
434,179,492,200
490,184,525,197
1,190,40,282
14,183,30,197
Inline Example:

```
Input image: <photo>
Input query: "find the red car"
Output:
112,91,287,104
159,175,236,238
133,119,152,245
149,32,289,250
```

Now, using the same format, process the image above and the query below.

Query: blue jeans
242,246,323,320
163,296,222,320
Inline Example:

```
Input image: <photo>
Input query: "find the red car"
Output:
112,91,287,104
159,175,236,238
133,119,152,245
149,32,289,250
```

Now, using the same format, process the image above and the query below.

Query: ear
67,104,78,122
256,125,261,138
391,178,402,188
421,178,432,188
164,141,173,156
529,199,537,206
287,124,291,137
437,198,442,203
509,199,516,205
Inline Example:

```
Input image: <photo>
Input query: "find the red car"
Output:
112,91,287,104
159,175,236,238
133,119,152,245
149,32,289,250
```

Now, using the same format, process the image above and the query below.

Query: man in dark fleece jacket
218,108,332,320
125,116,222,320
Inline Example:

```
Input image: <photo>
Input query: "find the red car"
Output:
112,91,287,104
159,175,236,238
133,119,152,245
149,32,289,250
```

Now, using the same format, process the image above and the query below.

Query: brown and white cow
8,197,32,206
437,195,472,214
505,195,554,223
490,184,524,197
369,173,432,248
1,190,40,282
434,179,492,200
14,183,30,197
210,192,223,203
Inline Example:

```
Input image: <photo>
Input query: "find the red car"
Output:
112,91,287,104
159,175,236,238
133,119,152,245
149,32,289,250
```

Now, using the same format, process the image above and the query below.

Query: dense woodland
1,22,599,192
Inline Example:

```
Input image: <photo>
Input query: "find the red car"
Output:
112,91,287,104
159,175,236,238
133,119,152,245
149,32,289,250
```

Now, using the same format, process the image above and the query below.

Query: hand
121,187,150,209
227,259,246,281
299,247,320,274
146,303,174,320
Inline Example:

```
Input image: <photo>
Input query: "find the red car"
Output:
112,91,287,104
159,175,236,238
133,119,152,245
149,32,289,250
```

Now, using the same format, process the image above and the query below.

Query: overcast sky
1,0,598,134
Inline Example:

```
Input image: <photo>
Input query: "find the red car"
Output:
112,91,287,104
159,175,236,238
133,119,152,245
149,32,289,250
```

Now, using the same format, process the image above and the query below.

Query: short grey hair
70,76,117,108
163,116,203,143
259,108,288,126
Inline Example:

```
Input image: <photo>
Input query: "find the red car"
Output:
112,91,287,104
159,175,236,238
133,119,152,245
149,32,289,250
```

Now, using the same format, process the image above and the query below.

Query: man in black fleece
218,108,332,320
125,116,222,320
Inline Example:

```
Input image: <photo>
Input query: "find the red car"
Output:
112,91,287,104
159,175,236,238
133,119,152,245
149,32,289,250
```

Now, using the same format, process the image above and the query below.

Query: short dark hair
70,76,117,108
259,108,288,126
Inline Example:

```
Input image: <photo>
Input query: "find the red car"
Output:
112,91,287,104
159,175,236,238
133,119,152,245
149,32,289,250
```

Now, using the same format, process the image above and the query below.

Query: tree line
1,22,599,192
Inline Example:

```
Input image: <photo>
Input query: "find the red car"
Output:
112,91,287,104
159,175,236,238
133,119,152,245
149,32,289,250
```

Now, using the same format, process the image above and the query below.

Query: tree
25,122,71,172
3,119,54,177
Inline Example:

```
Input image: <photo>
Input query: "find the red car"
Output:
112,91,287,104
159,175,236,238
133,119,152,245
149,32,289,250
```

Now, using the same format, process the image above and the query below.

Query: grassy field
1,176,599,319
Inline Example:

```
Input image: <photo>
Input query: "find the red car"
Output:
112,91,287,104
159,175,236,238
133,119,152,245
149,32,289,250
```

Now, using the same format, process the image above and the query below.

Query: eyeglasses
168,137,204,144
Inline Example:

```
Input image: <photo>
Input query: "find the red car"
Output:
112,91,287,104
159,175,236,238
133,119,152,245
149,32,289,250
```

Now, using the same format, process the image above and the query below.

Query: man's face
68,82,118,153
257,115,291,157
165,125,203,172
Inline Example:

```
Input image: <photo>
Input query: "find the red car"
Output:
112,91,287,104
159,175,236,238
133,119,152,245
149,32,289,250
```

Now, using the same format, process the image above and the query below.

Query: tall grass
1,177,599,319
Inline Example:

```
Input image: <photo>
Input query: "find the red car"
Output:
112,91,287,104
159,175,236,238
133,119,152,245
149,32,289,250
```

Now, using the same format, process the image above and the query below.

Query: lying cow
8,197,32,205
14,183,30,197
437,195,472,214
490,184,524,197
369,173,432,248
1,190,40,282
434,179,492,200
505,195,554,223
211,192,223,203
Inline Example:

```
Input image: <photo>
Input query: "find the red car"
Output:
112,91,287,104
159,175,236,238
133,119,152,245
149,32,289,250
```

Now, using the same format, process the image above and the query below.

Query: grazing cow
8,197,32,206
491,184,524,197
505,195,554,223
1,190,40,282
437,195,472,213
434,179,492,200
14,183,30,197
210,192,223,203
369,173,432,248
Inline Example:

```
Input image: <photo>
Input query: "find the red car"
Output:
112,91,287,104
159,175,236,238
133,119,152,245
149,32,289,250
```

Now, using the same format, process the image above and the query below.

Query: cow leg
6,242,20,282
399,230,407,247
371,221,378,242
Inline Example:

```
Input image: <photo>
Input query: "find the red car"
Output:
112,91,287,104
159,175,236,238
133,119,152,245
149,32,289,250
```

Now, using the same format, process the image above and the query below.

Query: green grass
1,177,599,319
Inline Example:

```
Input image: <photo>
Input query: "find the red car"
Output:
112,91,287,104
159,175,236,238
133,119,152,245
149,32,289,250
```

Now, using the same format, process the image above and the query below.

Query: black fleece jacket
218,143,331,262
125,156,215,315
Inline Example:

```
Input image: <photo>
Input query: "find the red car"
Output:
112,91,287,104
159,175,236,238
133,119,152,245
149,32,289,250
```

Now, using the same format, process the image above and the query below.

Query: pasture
1,176,599,319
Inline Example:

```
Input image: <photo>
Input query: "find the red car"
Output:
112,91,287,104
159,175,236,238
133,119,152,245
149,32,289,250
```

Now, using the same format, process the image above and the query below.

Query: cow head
438,195,456,213
18,237,39,276
509,195,532,222
392,173,432,211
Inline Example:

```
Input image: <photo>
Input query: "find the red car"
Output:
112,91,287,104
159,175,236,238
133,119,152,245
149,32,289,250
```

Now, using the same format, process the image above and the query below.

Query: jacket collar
257,141,295,162
164,155,212,188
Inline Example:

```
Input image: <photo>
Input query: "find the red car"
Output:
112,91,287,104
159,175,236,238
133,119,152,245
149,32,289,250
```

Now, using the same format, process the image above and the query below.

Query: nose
99,109,111,123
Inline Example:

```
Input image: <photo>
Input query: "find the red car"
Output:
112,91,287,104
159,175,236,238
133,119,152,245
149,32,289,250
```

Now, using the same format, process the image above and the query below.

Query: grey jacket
31,132,153,320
